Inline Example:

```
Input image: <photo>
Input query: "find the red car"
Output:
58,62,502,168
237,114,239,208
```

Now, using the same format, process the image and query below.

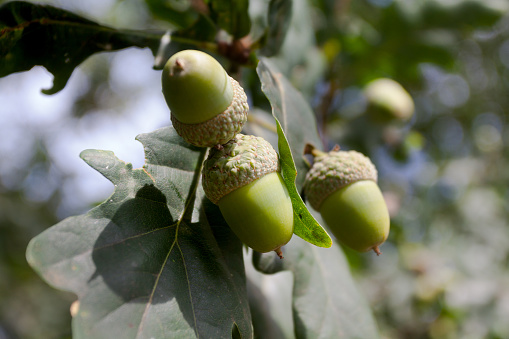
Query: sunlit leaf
275,119,332,248
256,57,322,189
257,57,332,248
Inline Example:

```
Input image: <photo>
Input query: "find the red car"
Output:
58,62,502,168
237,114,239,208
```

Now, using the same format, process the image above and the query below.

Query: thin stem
274,247,284,259
304,143,328,158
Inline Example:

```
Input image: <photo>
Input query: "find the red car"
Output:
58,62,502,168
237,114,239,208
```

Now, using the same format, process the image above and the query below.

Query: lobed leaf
26,127,253,339
0,1,163,94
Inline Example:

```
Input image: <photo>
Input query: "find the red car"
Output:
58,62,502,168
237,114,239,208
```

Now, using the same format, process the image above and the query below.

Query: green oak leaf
275,118,332,248
26,127,253,339
257,57,322,190
257,57,332,248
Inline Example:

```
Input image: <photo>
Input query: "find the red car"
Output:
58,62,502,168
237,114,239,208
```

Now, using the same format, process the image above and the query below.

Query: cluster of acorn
162,50,390,258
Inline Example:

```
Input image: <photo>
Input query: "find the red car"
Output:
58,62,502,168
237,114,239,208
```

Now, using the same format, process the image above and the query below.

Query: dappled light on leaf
26,127,252,339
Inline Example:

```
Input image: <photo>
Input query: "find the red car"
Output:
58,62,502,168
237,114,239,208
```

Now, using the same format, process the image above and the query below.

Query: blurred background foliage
1,0,509,338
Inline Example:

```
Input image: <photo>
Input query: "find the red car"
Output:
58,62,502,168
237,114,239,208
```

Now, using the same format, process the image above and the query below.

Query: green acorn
162,50,249,147
364,78,414,122
304,146,390,255
202,134,294,258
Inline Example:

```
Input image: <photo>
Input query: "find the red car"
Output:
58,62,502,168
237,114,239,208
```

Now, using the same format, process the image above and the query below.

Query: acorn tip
275,247,284,259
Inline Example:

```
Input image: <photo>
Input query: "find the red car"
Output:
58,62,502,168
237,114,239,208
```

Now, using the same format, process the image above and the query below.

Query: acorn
162,50,249,147
364,78,414,122
202,134,294,258
304,146,390,255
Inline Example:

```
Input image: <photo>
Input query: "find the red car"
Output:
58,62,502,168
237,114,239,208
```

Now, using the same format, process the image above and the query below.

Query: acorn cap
202,134,279,204
304,150,377,211
171,77,249,148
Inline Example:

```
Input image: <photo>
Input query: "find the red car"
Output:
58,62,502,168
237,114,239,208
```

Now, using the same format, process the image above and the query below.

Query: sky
0,46,171,218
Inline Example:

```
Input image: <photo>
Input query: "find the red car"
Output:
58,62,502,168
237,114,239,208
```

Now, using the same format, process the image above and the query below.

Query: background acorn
202,134,294,258
364,78,414,123
162,49,249,147
304,146,390,255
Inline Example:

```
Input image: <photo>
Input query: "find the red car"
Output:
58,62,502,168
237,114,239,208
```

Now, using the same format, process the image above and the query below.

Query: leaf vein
92,223,177,252
136,148,206,337
178,241,199,338
136,236,178,338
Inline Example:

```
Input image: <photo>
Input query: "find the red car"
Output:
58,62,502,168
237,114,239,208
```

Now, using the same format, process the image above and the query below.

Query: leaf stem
274,247,284,259
304,143,341,159
181,148,208,222
304,143,327,158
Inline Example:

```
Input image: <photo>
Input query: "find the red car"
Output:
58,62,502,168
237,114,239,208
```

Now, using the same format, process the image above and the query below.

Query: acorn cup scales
202,134,294,258
304,148,390,255
161,50,249,147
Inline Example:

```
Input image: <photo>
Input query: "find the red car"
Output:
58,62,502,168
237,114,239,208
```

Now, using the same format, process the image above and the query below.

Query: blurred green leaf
418,0,504,30
171,13,217,45
0,190,74,339
210,0,251,39
253,233,380,339
26,127,253,339
0,1,163,94
144,0,199,29
335,0,506,85
261,0,292,56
